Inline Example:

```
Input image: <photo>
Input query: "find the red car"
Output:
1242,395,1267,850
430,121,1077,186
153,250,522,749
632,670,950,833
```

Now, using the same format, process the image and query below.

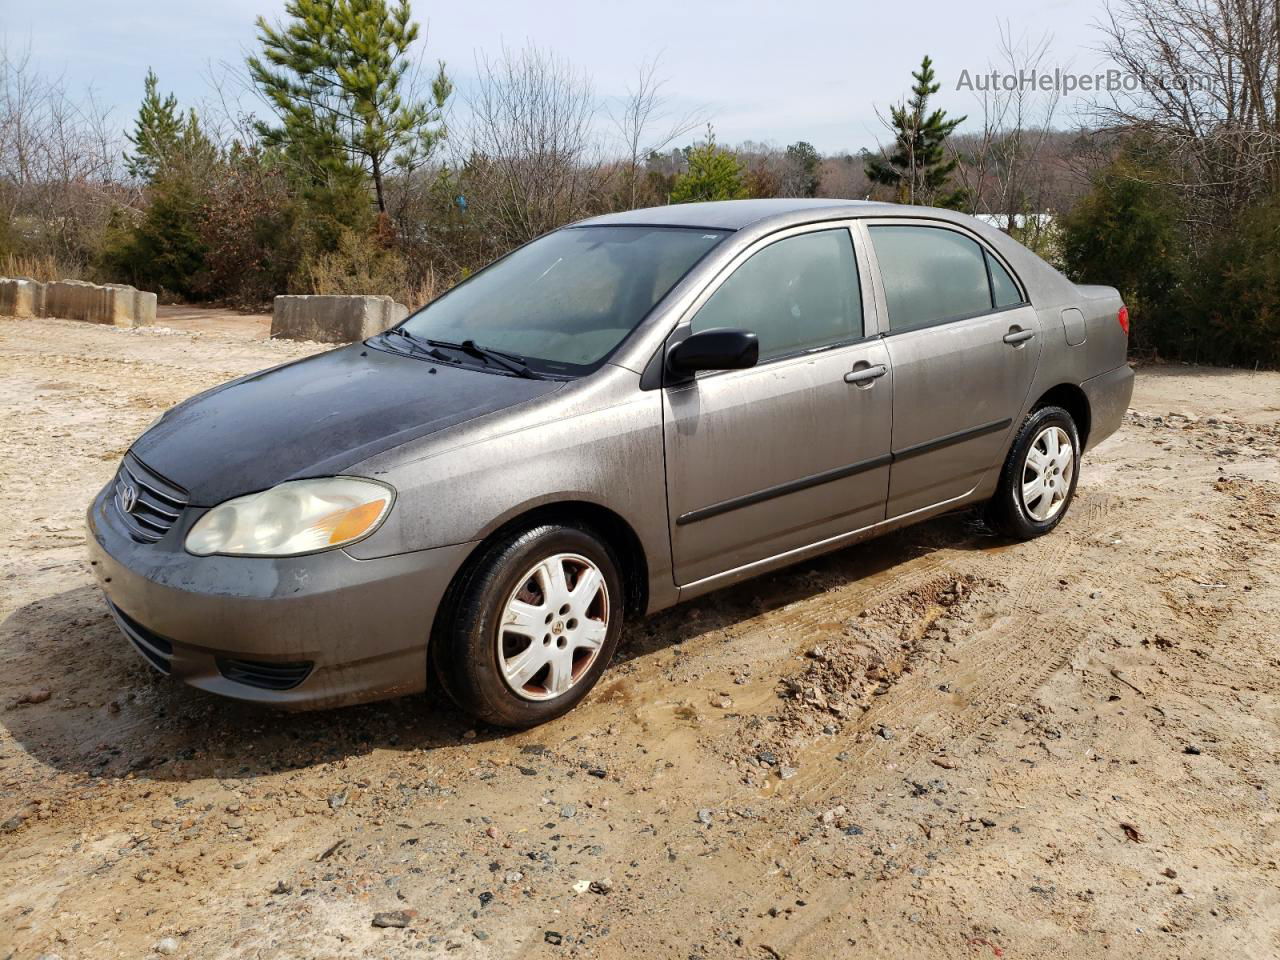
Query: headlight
185,477,394,557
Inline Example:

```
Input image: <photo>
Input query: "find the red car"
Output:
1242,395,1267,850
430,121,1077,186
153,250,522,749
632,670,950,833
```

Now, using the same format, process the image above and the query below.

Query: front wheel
986,405,1080,540
432,524,624,728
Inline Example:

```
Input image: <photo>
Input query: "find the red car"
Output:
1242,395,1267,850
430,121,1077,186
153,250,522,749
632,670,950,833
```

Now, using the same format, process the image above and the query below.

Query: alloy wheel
496,552,610,701
1021,425,1074,522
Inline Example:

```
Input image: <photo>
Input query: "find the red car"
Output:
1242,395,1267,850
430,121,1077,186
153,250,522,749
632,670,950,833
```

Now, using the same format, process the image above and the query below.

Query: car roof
575,198,939,231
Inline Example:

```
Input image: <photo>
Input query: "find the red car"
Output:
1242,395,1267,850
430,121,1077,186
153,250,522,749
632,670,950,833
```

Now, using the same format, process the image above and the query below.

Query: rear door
663,223,892,586
862,220,1041,517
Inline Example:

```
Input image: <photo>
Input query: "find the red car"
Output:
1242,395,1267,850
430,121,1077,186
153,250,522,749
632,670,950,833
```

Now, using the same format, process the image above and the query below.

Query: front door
865,221,1042,516
663,224,893,586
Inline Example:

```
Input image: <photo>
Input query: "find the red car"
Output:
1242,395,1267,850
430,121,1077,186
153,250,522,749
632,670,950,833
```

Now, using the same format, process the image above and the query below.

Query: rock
17,688,52,704
756,750,777,766
696,808,714,825
980,817,997,828
572,879,591,893
778,765,799,780
930,756,956,770
270,880,293,895
1183,744,1202,755
327,792,347,811
372,910,417,928
545,930,564,946
154,938,180,955
877,726,895,741
1090,590,1104,600
589,879,613,895
478,891,493,906
474,930,489,941
587,768,607,778
1,814,25,833
560,804,576,819
1163,867,1178,879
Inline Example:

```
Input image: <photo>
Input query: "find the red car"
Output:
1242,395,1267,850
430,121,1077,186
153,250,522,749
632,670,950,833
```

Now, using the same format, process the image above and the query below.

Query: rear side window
986,250,1024,307
691,228,862,363
869,225,994,331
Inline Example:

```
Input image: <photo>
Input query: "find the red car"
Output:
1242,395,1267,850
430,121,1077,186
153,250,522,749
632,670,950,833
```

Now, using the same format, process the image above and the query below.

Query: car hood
131,342,562,505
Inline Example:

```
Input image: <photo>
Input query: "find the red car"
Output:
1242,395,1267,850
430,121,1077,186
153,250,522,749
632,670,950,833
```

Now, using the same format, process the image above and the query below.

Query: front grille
109,602,174,675
217,658,314,691
113,452,188,543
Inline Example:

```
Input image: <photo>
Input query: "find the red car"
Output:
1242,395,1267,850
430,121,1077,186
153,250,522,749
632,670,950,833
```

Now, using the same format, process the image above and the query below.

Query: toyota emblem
120,483,139,513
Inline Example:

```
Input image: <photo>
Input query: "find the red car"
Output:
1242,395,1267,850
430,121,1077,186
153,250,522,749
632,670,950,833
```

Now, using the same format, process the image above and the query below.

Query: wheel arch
1032,382,1091,449
431,500,651,656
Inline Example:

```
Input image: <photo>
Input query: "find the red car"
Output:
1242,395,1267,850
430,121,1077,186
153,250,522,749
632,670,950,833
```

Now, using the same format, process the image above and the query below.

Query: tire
431,523,624,728
985,405,1081,540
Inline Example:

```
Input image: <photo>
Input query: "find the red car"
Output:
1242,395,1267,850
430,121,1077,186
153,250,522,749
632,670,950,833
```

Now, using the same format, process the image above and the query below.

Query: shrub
1184,195,1280,368
1059,148,1185,358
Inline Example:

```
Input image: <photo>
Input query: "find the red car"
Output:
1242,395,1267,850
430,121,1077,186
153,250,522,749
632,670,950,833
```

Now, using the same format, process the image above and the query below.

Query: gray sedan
87,199,1133,727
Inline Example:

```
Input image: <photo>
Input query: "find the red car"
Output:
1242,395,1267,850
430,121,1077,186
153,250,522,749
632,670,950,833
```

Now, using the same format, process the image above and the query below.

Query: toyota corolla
87,199,1133,727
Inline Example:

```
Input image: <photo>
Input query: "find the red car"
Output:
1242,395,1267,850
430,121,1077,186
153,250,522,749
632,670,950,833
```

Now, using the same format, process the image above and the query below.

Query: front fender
345,367,673,605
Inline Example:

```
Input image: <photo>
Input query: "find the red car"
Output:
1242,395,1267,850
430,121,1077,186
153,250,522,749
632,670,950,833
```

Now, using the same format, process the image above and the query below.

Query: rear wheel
986,405,1080,540
432,524,623,728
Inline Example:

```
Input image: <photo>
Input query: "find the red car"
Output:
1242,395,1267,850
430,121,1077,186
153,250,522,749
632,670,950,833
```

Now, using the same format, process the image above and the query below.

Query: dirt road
2,315,1278,960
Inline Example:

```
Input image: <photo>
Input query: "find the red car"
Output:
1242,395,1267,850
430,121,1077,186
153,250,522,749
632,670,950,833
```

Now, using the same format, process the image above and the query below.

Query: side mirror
667,328,759,378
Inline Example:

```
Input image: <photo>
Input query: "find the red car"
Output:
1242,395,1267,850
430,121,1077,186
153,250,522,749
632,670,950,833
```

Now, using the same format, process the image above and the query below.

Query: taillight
1117,305,1130,335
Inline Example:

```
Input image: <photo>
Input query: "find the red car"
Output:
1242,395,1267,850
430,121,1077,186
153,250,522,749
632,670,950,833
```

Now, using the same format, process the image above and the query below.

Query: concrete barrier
0,278,44,318
43,280,156,327
0,278,157,327
271,295,409,343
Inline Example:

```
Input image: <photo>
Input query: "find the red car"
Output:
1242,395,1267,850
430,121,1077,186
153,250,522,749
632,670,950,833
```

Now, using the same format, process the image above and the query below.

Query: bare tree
459,45,602,248
608,55,702,209
952,23,1064,234
0,40,124,273
1093,0,1280,235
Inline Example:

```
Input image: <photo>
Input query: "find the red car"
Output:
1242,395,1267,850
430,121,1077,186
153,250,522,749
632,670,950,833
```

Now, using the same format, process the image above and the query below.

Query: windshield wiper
382,328,458,364
424,338,539,379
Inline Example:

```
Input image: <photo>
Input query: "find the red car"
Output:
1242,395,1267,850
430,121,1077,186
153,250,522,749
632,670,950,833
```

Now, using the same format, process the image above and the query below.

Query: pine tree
865,56,967,209
670,127,748,203
248,0,451,214
125,69,184,182
784,140,821,198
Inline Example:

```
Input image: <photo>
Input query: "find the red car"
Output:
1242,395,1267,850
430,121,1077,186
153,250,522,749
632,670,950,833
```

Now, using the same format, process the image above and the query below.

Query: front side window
690,228,863,363
869,224,994,331
399,225,728,377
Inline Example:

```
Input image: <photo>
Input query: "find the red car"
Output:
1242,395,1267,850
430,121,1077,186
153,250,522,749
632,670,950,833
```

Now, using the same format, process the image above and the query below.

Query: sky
1,0,1116,155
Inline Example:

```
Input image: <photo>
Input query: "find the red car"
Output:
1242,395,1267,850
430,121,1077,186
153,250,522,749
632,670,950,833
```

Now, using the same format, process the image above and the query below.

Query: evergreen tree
125,69,184,181
784,140,821,198
670,127,748,203
248,0,451,214
865,56,966,209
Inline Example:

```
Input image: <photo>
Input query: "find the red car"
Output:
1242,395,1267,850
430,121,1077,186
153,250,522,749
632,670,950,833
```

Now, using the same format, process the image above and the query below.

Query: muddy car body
87,199,1133,726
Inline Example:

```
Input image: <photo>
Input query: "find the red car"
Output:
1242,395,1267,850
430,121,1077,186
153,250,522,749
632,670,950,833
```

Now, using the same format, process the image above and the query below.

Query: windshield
397,225,729,377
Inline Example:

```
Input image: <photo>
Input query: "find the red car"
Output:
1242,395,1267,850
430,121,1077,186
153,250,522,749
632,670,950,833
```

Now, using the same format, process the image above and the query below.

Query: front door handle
844,363,888,386
1003,327,1036,345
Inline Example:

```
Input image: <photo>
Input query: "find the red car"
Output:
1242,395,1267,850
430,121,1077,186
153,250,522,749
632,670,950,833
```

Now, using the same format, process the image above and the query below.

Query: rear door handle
844,363,888,385
1003,328,1036,345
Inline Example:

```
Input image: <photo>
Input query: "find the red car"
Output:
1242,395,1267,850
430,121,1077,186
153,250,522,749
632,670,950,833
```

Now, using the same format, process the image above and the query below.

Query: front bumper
87,482,476,710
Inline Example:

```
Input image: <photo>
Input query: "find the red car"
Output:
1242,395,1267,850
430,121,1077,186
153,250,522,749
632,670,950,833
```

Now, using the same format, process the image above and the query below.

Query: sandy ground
1,314,1278,960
